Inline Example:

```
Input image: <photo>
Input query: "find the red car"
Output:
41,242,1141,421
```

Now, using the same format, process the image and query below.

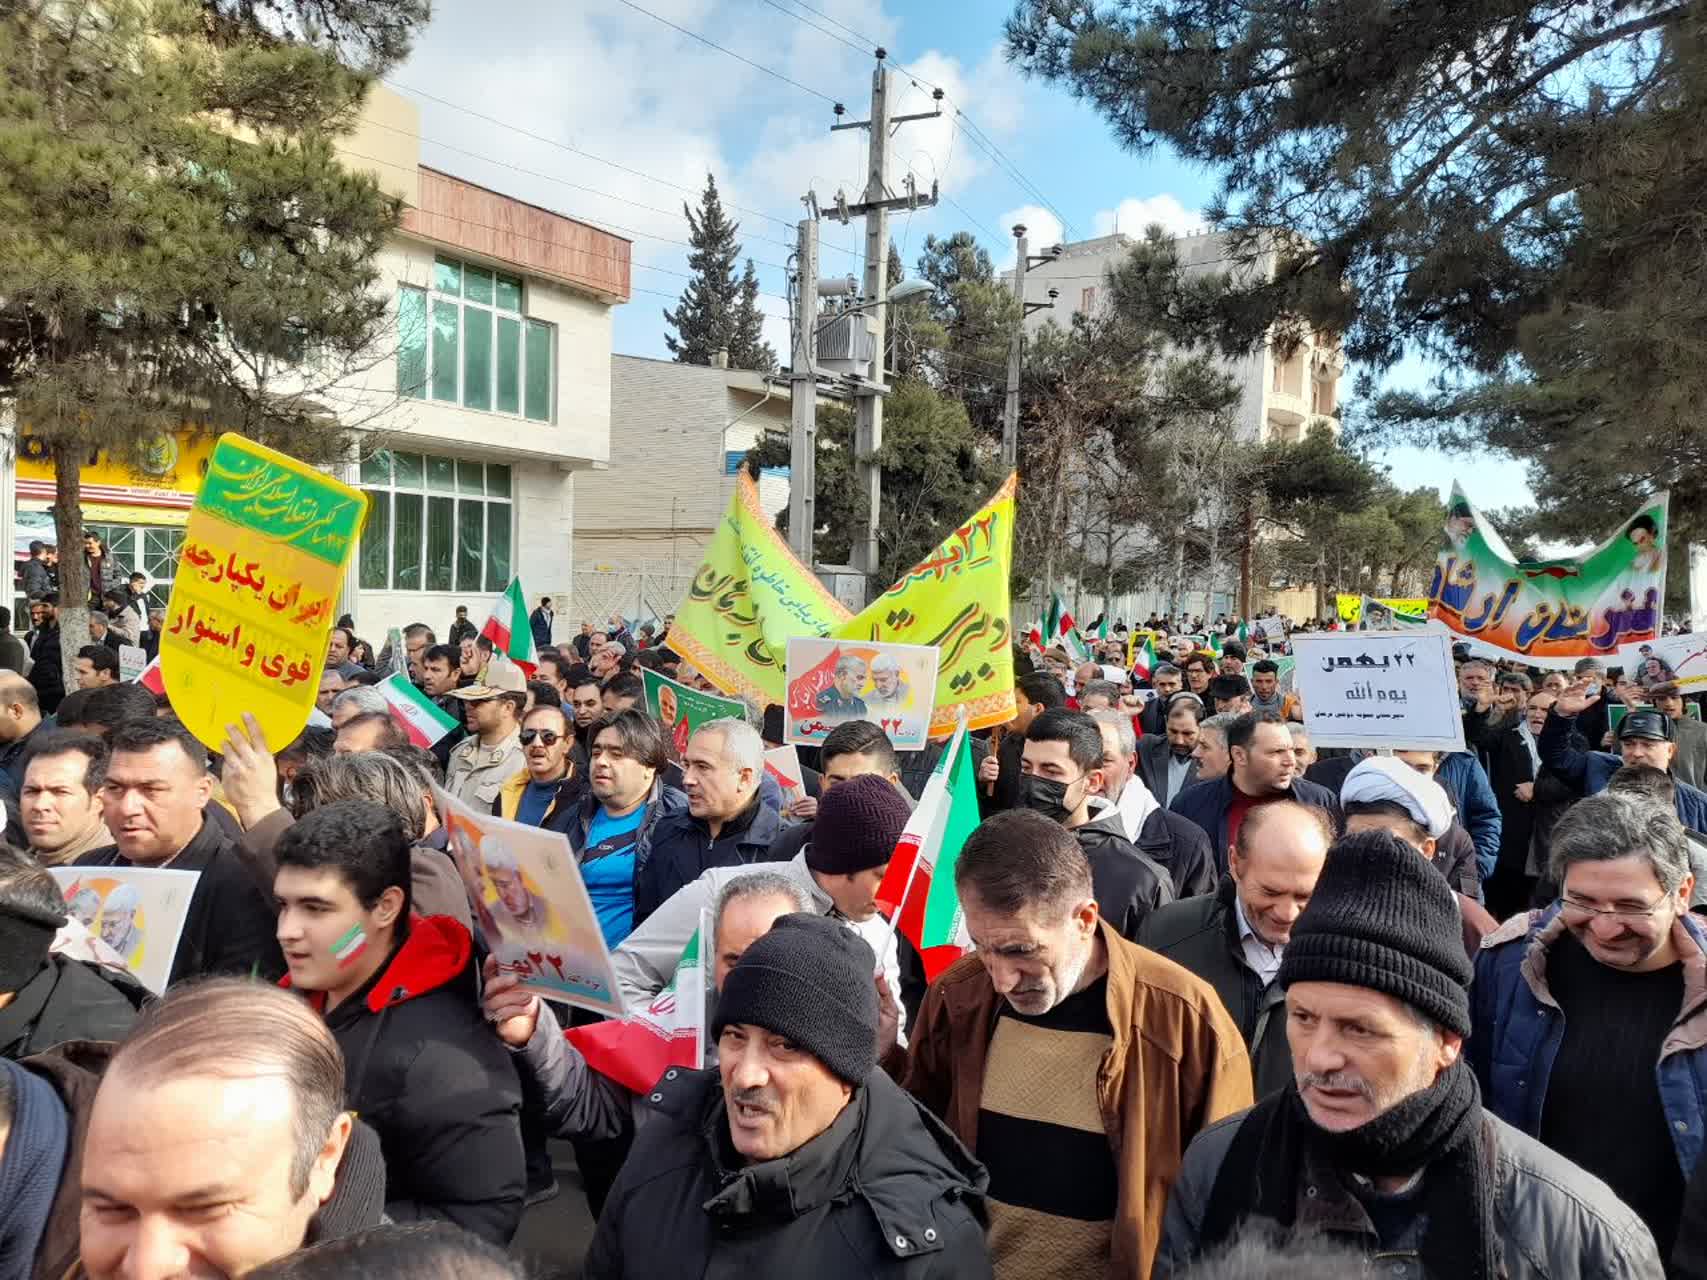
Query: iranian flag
875,720,980,982
377,673,460,748
1045,594,1090,664
1131,632,1157,681
136,656,165,696
567,925,705,1095
480,577,537,676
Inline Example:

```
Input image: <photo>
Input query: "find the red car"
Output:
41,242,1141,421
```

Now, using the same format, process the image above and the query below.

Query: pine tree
0,0,409,685
729,259,777,374
663,175,736,365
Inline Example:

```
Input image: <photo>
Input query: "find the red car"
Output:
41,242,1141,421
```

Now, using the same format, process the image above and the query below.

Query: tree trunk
51,441,91,692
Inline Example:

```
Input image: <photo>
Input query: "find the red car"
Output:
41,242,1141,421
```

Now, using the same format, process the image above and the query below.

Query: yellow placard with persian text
665,472,852,705
834,473,1018,737
160,435,368,754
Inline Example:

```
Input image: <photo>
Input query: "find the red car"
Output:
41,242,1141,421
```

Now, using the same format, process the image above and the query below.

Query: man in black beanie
584,914,992,1279
1154,829,1665,1279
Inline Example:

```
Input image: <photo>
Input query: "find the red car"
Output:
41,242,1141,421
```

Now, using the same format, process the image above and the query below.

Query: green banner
1429,484,1668,667
641,669,747,758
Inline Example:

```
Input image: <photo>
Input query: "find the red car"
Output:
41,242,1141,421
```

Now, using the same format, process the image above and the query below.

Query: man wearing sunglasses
1541,678,1707,834
1471,790,1707,1269
493,703,583,829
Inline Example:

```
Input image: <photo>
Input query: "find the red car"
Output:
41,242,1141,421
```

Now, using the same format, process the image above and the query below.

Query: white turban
1341,756,1454,839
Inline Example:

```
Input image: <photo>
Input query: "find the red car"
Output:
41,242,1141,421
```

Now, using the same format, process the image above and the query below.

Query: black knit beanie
713,913,878,1084
1277,829,1472,1036
0,895,64,994
805,774,911,877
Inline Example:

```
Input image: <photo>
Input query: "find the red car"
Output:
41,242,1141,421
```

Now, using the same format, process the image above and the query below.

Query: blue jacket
1435,750,1502,883
1540,708,1707,834
1168,773,1341,875
1469,905,1707,1185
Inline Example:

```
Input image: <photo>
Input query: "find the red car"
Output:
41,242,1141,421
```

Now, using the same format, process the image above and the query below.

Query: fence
567,570,696,631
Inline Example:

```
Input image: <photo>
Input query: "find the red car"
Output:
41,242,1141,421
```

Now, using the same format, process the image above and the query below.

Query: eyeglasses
1556,895,1670,923
519,730,563,746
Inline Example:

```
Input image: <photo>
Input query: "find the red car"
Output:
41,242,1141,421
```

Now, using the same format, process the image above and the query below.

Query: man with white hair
473,835,555,939
1090,709,1215,899
329,684,389,729
633,718,780,924
98,883,143,962
863,653,907,718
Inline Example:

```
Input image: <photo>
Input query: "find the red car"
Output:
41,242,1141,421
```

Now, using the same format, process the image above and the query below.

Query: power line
753,0,869,58
610,0,838,105
384,79,792,232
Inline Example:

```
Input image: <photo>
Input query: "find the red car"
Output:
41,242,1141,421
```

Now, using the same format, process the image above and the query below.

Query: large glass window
397,254,553,422
359,450,514,594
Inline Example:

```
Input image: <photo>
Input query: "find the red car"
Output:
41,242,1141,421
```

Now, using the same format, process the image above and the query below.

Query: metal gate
568,570,696,631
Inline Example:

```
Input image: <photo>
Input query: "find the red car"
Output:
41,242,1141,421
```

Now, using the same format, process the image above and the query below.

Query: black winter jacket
1073,808,1174,941
1135,806,1218,900
584,1065,992,1280
1137,880,1289,1098
78,816,285,984
0,954,146,1060
633,797,782,925
299,915,525,1245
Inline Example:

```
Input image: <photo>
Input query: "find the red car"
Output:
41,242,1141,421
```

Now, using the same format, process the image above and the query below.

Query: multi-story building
4,85,630,645
1017,230,1343,443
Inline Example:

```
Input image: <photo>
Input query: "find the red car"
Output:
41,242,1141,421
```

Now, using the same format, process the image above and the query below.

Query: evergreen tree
664,175,773,372
0,0,405,684
729,259,777,374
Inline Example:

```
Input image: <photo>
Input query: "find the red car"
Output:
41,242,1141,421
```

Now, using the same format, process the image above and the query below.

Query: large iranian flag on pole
377,673,460,748
480,577,537,675
875,719,980,981
1045,594,1090,664
567,922,705,1095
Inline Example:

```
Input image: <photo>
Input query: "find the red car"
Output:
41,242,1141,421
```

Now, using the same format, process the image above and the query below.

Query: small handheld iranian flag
568,918,706,1095
136,656,165,696
377,673,460,748
875,719,980,981
480,577,537,676
1045,593,1090,664
1131,631,1157,681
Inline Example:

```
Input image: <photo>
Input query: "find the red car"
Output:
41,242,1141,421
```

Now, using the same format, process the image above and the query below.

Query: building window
397,254,553,423
1080,286,1098,314
358,450,513,594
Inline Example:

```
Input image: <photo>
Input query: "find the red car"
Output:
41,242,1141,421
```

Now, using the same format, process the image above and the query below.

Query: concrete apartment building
574,355,792,578
1017,230,1344,443
5,85,630,645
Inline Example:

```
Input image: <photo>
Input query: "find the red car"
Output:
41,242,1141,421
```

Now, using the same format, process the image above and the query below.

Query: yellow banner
665,473,851,705
834,474,1018,737
1336,594,1428,625
161,435,368,754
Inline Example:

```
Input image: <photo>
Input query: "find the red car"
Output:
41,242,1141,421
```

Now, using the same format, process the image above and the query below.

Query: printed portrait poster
763,745,808,807
640,668,747,760
1624,632,1707,694
1291,630,1467,753
434,788,623,1017
785,637,940,751
49,866,200,995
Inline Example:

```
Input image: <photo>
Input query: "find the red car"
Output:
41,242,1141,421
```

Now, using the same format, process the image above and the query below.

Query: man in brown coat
886,809,1253,1279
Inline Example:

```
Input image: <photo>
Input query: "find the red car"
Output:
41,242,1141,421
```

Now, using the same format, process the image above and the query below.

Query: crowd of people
0,588,1705,1278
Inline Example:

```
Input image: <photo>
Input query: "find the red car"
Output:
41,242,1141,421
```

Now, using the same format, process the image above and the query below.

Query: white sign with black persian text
1291,630,1466,752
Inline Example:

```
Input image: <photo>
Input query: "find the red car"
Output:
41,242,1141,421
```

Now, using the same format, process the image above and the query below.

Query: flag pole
874,710,968,975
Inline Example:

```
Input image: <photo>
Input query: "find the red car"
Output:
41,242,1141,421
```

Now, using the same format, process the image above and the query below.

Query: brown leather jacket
886,919,1254,1279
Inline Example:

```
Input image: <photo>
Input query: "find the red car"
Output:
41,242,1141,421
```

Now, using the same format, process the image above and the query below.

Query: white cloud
995,204,1063,267
1091,195,1203,240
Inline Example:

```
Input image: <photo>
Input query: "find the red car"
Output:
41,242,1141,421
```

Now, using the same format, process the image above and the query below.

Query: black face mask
1017,773,1078,823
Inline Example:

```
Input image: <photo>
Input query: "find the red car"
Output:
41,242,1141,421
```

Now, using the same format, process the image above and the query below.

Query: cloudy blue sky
391,0,1533,508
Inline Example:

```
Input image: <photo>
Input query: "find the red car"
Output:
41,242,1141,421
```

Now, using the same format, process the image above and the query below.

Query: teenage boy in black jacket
273,799,525,1245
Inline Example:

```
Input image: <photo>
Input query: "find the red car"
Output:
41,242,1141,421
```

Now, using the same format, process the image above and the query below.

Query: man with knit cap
1155,829,1665,1279
584,913,991,1279
612,772,912,1030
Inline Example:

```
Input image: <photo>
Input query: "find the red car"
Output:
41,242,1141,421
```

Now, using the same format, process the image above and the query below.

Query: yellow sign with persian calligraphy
160,434,368,754
664,472,852,705
834,473,1018,737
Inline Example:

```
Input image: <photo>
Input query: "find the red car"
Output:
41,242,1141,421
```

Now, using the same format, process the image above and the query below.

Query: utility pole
788,216,820,565
1001,224,1059,470
831,50,940,577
